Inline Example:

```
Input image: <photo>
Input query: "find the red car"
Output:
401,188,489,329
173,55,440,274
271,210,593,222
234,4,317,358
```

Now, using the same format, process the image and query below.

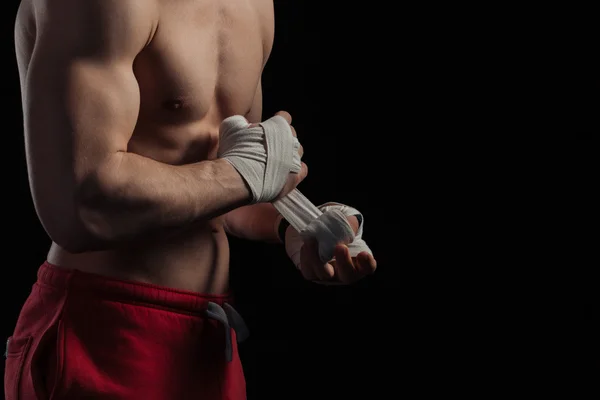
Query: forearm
223,203,283,243
76,152,251,249
222,199,362,246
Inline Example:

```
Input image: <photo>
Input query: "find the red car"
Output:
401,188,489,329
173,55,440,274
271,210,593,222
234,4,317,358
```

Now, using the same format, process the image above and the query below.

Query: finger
289,124,297,137
322,262,335,280
298,143,304,158
299,242,318,281
334,244,358,284
312,262,337,285
358,251,377,274
357,252,377,274
275,111,292,124
296,162,308,183
306,239,334,281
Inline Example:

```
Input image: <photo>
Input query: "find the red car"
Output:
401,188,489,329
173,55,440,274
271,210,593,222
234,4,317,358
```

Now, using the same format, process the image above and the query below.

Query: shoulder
15,0,34,36
23,0,159,56
26,0,159,32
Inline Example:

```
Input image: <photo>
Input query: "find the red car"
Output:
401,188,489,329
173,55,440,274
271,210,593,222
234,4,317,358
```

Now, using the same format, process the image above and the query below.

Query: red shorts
4,262,247,400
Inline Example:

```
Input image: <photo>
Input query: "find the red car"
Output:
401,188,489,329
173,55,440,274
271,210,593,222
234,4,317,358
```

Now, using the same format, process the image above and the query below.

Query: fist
248,111,308,200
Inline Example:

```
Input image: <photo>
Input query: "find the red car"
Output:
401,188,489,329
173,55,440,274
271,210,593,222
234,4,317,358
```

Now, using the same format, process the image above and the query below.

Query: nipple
162,99,185,111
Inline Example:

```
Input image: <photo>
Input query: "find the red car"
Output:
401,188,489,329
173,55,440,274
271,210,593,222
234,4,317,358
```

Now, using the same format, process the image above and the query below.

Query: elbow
46,172,122,253
46,209,117,254
74,155,143,247
74,170,124,246
32,157,126,253
43,212,108,254
76,204,121,247
34,202,111,255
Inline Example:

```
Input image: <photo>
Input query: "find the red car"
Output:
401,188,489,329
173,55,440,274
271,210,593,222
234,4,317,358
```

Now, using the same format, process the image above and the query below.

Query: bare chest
134,0,273,124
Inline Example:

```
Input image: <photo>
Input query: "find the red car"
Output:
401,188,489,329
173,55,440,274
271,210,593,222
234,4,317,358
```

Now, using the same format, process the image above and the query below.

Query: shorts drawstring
205,302,249,362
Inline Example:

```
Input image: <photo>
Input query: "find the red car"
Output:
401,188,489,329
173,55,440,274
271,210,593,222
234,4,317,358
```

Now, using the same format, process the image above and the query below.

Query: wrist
214,158,253,206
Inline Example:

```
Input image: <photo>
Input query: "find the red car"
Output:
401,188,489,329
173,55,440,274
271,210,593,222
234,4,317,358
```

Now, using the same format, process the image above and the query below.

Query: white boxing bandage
218,115,302,203
275,190,372,269
317,202,372,257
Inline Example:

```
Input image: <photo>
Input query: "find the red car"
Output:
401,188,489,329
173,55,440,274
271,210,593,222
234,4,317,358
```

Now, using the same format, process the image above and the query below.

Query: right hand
218,110,307,203
269,111,308,200
247,111,307,200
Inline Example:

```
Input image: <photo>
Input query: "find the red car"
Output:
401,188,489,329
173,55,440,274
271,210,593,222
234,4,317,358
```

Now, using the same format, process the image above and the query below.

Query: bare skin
15,0,375,295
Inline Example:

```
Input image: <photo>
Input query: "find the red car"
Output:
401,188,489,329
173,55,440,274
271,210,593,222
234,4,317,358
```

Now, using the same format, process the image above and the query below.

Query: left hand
291,216,377,284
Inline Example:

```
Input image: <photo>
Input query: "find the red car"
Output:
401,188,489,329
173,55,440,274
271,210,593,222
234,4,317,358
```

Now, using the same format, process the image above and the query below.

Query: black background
0,1,596,399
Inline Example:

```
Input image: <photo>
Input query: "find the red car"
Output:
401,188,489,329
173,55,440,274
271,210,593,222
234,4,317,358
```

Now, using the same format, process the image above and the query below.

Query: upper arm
18,0,157,241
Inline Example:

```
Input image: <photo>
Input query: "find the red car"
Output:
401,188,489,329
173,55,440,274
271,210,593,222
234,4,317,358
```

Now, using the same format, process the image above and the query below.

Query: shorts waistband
38,261,233,314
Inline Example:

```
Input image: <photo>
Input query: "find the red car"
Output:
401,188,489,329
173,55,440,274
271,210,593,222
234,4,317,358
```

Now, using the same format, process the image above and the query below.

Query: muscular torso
16,0,274,293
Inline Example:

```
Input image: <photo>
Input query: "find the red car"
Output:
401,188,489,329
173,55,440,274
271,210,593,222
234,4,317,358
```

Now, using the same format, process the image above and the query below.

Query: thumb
274,110,292,124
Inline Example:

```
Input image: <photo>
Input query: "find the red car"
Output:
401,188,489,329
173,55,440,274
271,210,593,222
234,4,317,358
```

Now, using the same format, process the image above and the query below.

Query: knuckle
275,111,292,124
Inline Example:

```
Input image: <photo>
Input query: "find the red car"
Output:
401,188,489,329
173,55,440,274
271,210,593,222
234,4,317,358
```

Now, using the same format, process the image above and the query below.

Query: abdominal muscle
47,226,232,295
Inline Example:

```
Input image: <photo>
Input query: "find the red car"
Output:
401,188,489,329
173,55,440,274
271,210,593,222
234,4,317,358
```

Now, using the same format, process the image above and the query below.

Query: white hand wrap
317,202,372,258
218,115,302,203
283,197,372,269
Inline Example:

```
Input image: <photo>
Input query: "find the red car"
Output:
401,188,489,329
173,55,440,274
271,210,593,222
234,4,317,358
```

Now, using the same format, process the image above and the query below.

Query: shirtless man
5,0,377,398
